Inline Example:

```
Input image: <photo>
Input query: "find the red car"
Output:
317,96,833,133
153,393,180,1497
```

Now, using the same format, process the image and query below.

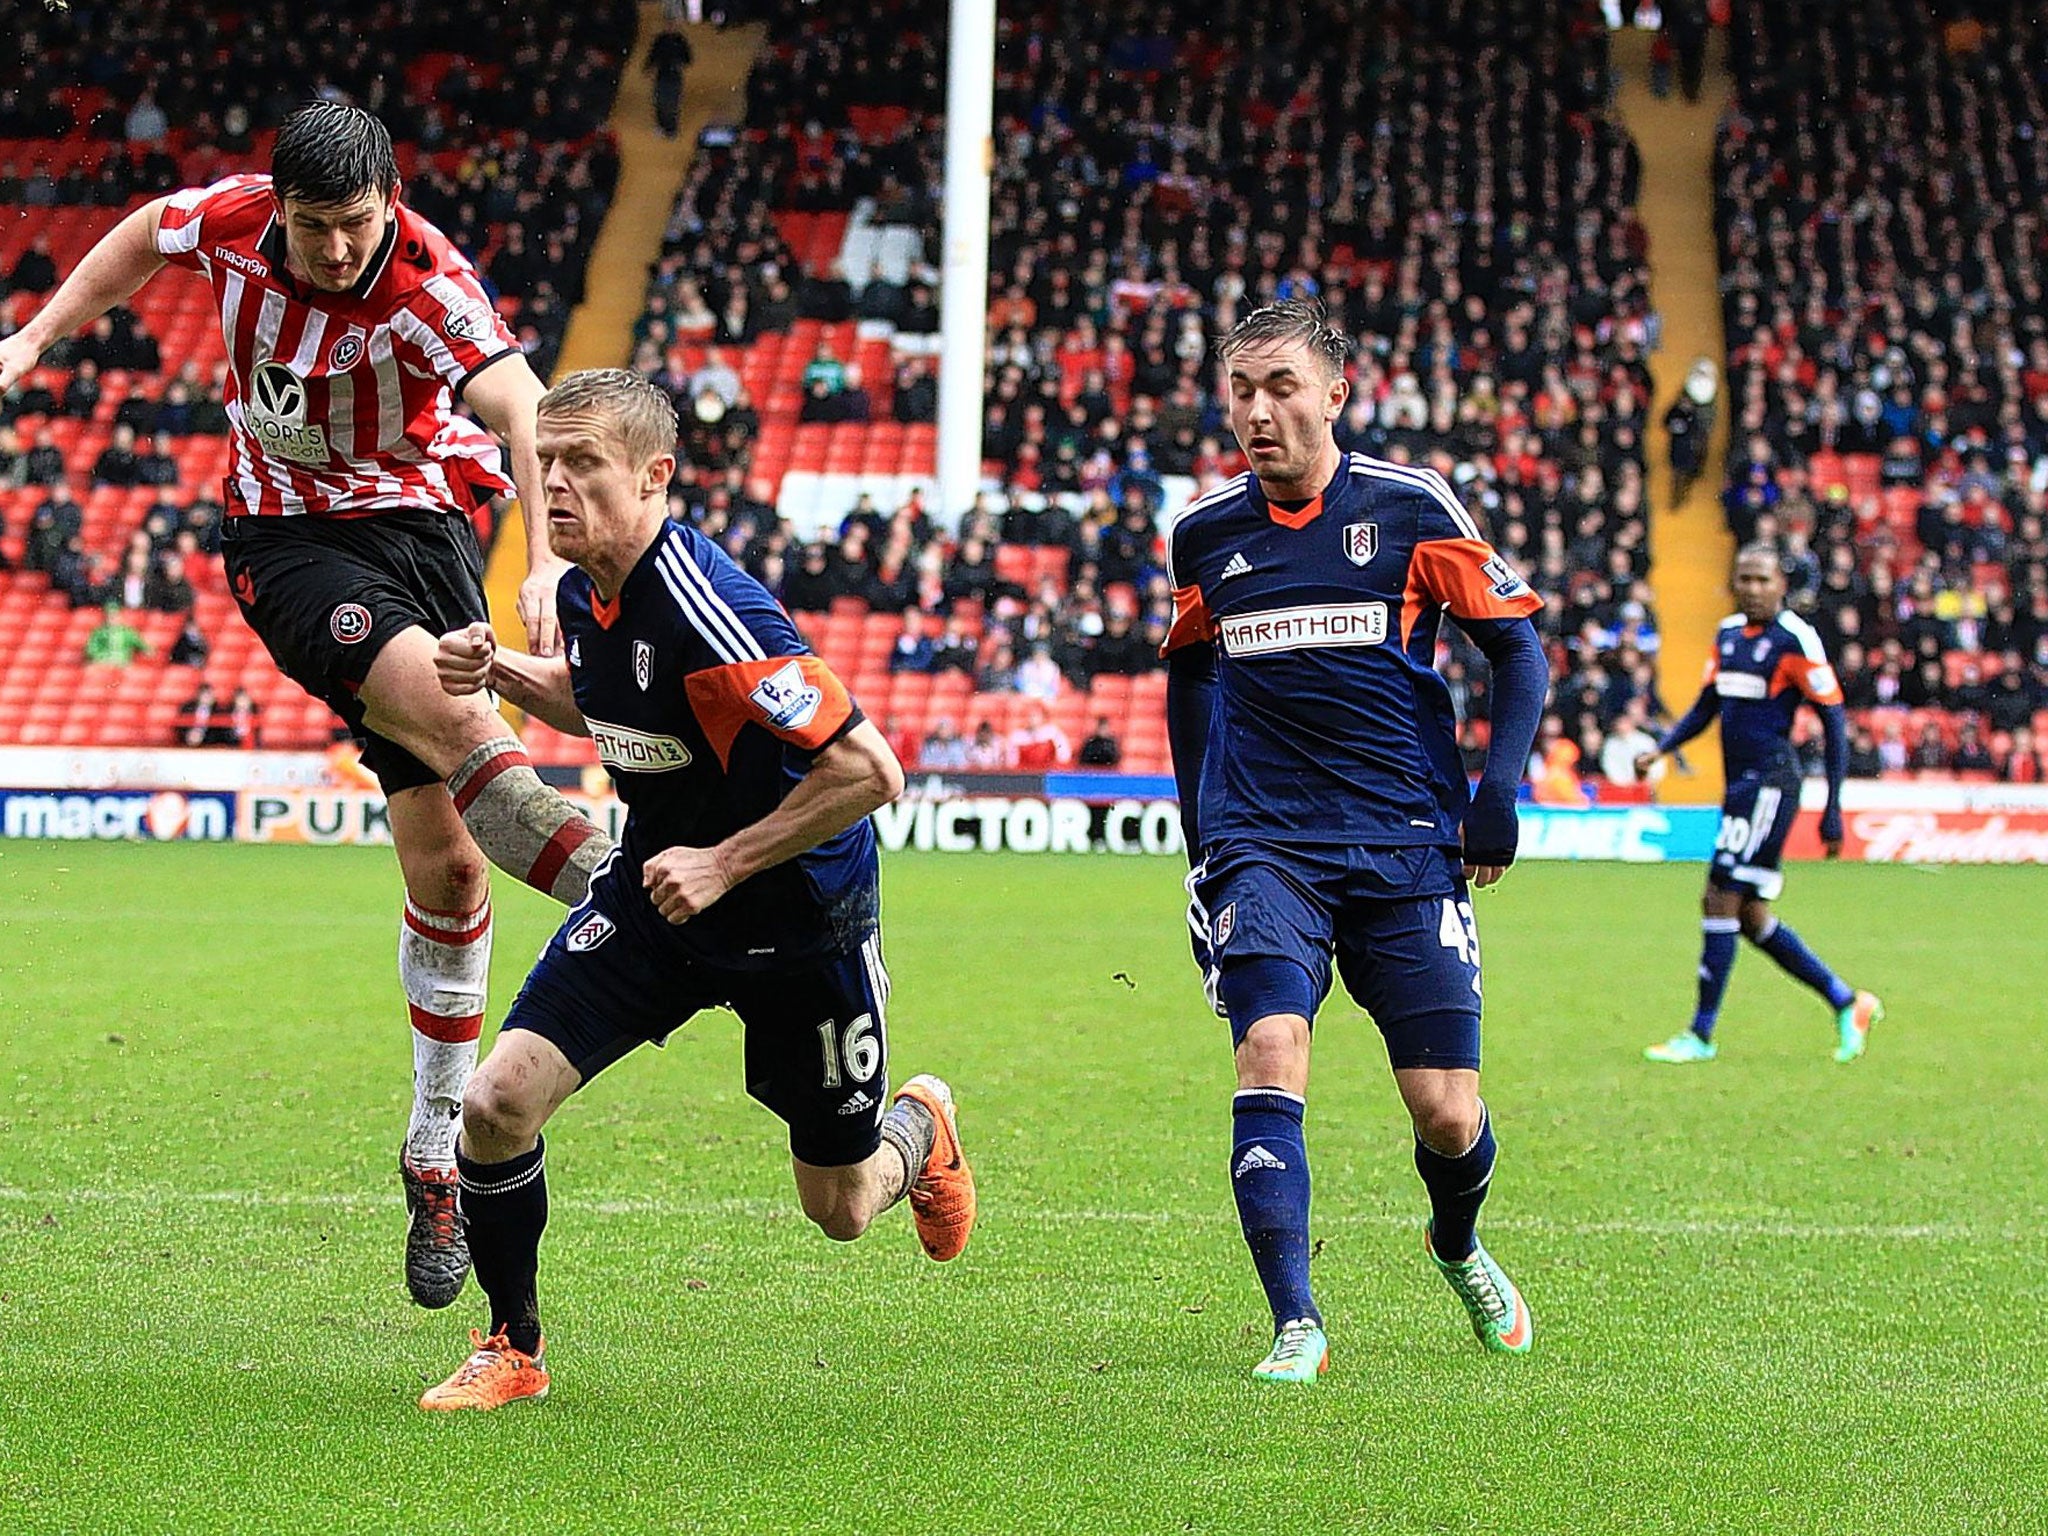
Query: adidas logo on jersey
837,1090,876,1116
1219,552,1254,581
1234,1144,1288,1178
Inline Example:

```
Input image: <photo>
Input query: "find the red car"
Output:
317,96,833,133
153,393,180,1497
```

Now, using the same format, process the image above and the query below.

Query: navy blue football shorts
1189,841,1483,1071
501,880,892,1168
1709,768,1802,902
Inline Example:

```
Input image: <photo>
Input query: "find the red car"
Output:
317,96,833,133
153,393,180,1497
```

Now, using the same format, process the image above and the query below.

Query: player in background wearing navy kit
1636,545,1883,1065
0,104,614,1310
418,370,975,1410
1164,302,1551,1382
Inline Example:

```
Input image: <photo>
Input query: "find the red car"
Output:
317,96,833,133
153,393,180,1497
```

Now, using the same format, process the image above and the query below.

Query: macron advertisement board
1,747,2043,863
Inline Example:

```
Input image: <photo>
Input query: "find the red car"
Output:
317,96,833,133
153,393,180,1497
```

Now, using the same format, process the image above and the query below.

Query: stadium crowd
0,0,629,394
637,0,1671,783
1716,0,2048,781
0,0,633,701
11,1,2034,783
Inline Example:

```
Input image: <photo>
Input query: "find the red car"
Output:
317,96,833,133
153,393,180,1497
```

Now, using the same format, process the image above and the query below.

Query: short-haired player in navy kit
1165,301,1551,1382
1636,544,1883,1066
416,369,976,1411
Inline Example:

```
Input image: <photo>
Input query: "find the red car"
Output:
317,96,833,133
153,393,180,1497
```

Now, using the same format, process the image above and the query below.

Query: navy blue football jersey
555,520,877,968
1700,609,1843,779
1165,453,1541,852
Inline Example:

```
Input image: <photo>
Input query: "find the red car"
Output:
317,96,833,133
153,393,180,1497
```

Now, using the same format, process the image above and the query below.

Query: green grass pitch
1,842,2043,1534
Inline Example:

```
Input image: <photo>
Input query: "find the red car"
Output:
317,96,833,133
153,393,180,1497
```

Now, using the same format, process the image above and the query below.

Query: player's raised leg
789,1078,972,1258
891,1074,976,1260
1399,1067,1531,1355
362,627,612,905
1740,900,1881,1063
1231,1011,1326,1383
746,947,976,1260
419,1028,579,1411
388,784,492,1309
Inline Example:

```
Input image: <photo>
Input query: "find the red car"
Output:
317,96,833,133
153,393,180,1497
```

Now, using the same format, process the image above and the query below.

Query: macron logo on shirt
1218,602,1388,657
212,245,266,277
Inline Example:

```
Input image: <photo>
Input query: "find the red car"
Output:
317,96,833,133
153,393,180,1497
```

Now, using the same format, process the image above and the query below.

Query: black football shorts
221,508,490,795
503,858,893,1168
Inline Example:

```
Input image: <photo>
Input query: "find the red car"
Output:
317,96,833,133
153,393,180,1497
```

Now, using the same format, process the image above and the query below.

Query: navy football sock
1230,1089,1319,1329
457,1136,547,1356
1414,1103,1495,1263
1753,917,1856,1010
1693,918,1741,1040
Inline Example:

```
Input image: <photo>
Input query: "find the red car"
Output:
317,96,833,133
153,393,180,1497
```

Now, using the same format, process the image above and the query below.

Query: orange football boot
418,1328,550,1411
893,1074,976,1261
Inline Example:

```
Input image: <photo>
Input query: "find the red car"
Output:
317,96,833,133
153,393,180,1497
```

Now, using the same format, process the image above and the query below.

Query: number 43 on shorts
1437,898,1484,996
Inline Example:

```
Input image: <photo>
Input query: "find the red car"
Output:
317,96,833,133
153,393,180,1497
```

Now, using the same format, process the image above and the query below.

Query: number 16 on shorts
817,1013,881,1089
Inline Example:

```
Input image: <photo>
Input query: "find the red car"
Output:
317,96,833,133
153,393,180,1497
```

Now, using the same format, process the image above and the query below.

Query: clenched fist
0,333,45,394
643,845,736,925
437,621,497,697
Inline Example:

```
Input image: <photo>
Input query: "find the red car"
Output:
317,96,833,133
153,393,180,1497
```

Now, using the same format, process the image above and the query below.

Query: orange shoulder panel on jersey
1773,650,1844,705
1162,582,1216,656
1402,537,1542,640
683,655,857,768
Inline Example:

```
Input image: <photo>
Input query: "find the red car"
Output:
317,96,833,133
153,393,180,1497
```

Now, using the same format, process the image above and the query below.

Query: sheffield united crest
1344,521,1378,566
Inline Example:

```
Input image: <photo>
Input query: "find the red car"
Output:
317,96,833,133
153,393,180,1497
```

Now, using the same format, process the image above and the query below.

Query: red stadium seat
994,544,1034,585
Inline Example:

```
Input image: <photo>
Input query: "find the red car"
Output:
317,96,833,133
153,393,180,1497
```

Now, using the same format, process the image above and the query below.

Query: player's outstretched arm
435,622,587,735
1461,616,1549,887
643,719,904,924
463,356,571,659
1635,682,1718,779
0,197,170,390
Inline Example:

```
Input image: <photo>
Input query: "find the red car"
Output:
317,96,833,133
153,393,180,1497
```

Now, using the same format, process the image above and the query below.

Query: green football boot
1834,991,1883,1063
1644,1030,1718,1064
1426,1227,1533,1355
1250,1317,1328,1384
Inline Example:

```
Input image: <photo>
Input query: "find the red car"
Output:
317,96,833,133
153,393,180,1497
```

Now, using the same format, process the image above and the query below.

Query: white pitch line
0,1185,1994,1243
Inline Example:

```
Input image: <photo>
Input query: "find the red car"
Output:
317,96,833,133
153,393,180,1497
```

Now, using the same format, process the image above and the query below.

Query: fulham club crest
633,639,654,691
565,910,615,953
1344,522,1378,566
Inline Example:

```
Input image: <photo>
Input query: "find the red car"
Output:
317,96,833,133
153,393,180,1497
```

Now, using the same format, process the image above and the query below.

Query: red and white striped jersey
154,173,521,520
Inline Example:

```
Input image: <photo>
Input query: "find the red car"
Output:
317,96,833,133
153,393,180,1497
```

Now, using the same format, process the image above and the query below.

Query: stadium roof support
935,0,995,525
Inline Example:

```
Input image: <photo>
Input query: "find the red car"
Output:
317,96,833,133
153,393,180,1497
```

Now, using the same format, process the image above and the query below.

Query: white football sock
399,897,492,1167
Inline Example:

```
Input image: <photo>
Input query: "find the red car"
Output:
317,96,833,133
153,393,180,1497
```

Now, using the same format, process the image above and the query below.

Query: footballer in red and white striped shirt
0,101,616,1313
154,169,519,523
